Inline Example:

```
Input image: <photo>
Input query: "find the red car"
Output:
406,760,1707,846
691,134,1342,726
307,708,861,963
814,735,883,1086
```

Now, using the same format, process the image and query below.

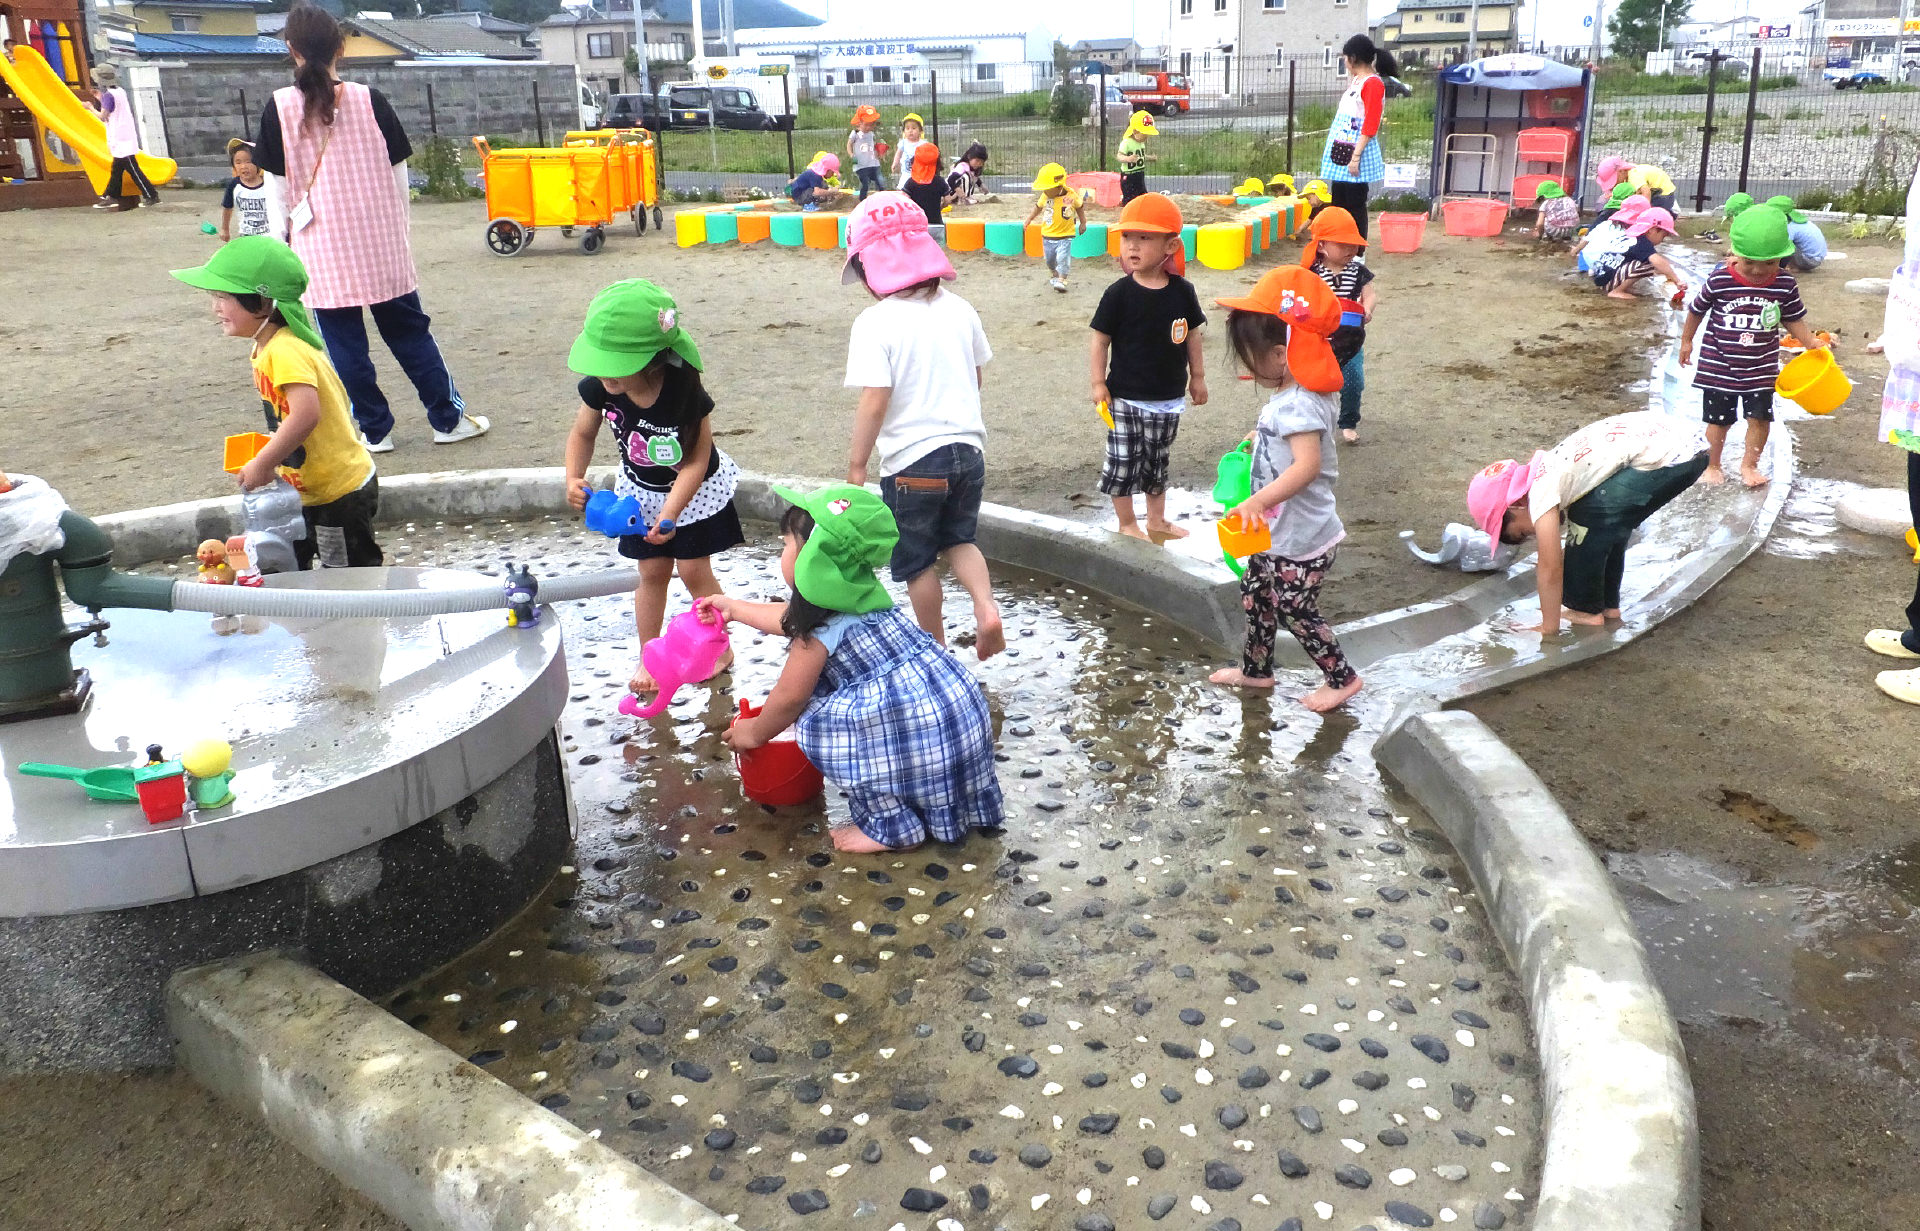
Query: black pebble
900,1188,947,1212
786,1189,829,1215
1142,1145,1166,1170
892,1092,930,1111
1203,1160,1243,1190
703,1129,736,1151
1218,1104,1248,1129
1386,1201,1436,1228
1354,1071,1388,1091
1019,1143,1053,1168
999,1055,1039,1078
1334,1163,1372,1189
1303,1032,1341,1052
745,1175,785,1194
814,1127,847,1145
1079,1113,1119,1134
671,1060,711,1083
861,1140,882,1163
1179,1008,1206,1025
1412,1034,1452,1064
1276,1149,1309,1178
1378,1128,1409,1147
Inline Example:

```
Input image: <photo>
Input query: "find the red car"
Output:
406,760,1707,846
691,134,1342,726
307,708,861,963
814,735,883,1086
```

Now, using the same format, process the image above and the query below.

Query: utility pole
633,0,650,95
1591,0,1605,63
1468,0,1481,59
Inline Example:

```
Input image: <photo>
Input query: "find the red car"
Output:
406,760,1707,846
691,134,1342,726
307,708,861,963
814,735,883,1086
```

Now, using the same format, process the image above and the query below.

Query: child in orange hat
1301,206,1375,443
1090,192,1209,540
902,142,947,230
847,104,884,201
1209,267,1361,713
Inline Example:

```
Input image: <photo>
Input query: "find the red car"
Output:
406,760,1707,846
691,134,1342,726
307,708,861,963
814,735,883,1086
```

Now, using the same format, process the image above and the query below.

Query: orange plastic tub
1378,212,1428,253
1442,198,1510,237
803,212,840,249
737,212,771,243
222,432,272,474
946,217,985,252
732,700,824,806
1024,223,1043,259
1216,513,1271,560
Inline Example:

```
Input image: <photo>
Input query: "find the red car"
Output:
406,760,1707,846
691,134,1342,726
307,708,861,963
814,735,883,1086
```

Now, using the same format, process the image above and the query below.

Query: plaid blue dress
795,609,1005,849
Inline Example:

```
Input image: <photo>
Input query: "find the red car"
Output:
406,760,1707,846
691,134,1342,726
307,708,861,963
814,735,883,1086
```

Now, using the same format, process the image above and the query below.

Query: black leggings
1906,451,1920,641
1329,180,1369,238
105,155,158,202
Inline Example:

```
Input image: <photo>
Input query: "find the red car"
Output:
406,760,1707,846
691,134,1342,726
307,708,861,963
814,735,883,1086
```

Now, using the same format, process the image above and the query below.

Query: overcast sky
777,0,1814,51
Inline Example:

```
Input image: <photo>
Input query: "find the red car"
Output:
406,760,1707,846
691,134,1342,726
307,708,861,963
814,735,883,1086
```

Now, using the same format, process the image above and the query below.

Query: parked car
1089,83,1133,131
601,92,669,130
662,84,780,130
1833,70,1889,89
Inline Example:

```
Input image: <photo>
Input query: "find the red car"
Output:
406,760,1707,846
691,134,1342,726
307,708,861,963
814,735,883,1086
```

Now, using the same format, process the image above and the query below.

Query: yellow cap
902,112,924,126
1128,110,1158,135
1031,162,1068,192
1234,177,1267,196
1302,179,1332,203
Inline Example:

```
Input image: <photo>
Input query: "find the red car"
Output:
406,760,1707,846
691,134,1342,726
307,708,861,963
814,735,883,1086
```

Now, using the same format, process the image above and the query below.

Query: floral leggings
1240,549,1357,687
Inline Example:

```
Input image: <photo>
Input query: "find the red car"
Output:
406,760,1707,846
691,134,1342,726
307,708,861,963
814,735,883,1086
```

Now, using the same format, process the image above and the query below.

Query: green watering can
16,762,140,802
1213,443,1255,578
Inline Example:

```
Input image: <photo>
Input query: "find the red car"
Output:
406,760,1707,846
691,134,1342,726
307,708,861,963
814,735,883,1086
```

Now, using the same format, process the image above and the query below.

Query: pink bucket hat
1627,206,1675,238
811,152,840,176
1612,194,1649,223
841,191,956,296
1596,155,1628,192
1467,452,1544,539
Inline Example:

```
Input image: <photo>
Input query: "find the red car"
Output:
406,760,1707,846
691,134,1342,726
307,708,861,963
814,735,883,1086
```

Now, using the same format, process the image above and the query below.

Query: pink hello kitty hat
842,191,956,296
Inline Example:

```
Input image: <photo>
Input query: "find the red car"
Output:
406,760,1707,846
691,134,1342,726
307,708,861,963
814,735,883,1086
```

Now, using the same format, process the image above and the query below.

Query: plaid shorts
1098,399,1184,496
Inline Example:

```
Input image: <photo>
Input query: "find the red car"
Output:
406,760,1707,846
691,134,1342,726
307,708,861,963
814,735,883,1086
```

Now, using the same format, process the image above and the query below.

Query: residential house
538,0,820,97
113,0,289,60
1376,0,1518,65
340,14,536,60
736,22,1054,97
425,11,538,51
1072,37,1142,69
1164,0,1368,99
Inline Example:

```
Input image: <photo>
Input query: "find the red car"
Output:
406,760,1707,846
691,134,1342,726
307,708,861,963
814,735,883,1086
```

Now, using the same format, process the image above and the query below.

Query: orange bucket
1216,513,1270,559
732,700,825,807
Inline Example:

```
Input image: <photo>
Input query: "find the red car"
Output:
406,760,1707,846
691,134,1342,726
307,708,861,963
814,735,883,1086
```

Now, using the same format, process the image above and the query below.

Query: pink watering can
618,606,732,718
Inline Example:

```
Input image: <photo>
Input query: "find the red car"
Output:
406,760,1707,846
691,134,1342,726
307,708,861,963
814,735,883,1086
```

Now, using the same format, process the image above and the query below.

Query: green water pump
0,510,176,723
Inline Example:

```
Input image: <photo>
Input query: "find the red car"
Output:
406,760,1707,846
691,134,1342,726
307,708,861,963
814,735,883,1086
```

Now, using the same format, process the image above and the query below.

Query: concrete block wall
153,63,582,160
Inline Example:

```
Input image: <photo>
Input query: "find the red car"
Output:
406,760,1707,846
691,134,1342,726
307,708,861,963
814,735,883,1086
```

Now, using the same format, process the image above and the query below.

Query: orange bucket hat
1115,192,1187,275
910,142,940,184
853,104,880,125
1216,266,1344,394
1300,206,1367,270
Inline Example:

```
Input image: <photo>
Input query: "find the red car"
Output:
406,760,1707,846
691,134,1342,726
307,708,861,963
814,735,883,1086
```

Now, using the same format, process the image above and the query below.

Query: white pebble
1194,1068,1213,1085
1390,1167,1417,1186
1077,1187,1092,1204
1456,1030,1477,1047
1198,1038,1215,1059
1042,1082,1064,1096
826,1163,850,1178
1314,1201,1334,1220
1031,1194,1050,1211
999,1105,1025,1119
929,1165,947,1183
909,1136,932,1155
1190,1195,1213,1214
1341,1138,1366,1154
1338,1099,1358,1114
1179,1123,1198,1137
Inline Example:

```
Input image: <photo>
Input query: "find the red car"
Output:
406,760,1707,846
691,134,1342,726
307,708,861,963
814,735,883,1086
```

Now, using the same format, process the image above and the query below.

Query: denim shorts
1043,236,1072,276
880,443,985,582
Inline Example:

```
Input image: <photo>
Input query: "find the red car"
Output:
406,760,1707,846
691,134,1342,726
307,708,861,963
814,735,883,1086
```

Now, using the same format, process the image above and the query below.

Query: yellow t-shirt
250,327,372,507
1036,190,1082,239
1628,165,1676,197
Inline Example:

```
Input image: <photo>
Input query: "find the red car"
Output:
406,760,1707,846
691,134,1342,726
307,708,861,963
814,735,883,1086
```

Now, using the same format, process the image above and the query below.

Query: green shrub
417,135,478,202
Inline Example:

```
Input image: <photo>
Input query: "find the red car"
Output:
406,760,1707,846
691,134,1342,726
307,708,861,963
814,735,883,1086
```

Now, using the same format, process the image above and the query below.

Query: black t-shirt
576,362,717,494
903,177,946,227
252,86,412,177
1090,274,1208,402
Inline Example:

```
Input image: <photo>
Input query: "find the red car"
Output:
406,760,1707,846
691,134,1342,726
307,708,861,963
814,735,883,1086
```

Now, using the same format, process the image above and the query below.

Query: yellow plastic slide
0,45,175,196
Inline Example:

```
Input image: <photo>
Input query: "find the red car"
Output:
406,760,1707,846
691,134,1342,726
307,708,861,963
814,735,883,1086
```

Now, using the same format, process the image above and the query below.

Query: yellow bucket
1216,513,1270,559
1775,347,1850,416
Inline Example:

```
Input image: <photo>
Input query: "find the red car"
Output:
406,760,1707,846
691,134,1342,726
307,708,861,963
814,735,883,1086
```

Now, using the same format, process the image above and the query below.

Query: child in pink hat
788,153,840,211
841,191,1006,660
1468,411,1708,634
1587,206,1687,301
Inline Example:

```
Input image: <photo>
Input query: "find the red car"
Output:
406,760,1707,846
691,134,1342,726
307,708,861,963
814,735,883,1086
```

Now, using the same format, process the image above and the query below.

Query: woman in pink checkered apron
251,4,487,451
1863,156,1920,701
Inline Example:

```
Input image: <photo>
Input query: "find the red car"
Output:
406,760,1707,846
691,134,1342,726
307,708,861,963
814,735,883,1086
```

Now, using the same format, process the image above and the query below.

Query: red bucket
732,699,825,807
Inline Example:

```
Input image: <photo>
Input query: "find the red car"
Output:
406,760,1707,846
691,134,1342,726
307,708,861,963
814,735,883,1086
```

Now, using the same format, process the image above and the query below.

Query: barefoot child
708,485,1004,852
564,280,744,698
1090,192,1208,539
1468,411,1709,633
1679,205,1827,486
1588,206,1685,301
1027,163,1087,293
171,237,380,568
1531,180,1579,242
1301,206,1374,443
1208,267,1363,713
843,192,1005,659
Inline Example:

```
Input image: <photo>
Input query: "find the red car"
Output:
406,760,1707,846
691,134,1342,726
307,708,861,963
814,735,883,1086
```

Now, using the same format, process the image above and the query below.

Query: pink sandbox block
618,607,731,718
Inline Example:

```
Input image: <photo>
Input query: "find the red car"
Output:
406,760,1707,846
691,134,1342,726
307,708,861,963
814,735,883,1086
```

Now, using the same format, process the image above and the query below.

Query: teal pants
1561,453,1708,613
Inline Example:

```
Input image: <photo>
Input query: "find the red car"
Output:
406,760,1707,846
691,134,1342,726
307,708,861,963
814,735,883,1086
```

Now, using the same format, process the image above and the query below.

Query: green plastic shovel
17,762,140,803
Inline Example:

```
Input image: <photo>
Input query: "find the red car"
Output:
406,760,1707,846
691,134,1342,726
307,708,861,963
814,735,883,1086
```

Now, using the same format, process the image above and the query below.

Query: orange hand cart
472,131,661,257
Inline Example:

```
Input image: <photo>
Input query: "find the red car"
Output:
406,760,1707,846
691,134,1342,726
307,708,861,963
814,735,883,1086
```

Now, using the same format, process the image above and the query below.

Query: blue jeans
1338,350,1365,430
880,443,985,582
314,291,466,440
856,165,883,199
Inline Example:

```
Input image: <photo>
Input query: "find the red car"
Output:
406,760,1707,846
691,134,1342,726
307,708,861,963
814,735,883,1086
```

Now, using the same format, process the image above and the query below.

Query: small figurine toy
504,560,540,628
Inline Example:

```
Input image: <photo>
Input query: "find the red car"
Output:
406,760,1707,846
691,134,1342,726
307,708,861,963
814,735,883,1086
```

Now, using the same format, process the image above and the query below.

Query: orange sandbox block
223,432,272,474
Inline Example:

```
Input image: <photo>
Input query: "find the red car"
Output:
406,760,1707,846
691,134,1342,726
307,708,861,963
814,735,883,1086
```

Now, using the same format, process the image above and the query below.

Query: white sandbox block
1846,277,1892,296
1835,486,1912,538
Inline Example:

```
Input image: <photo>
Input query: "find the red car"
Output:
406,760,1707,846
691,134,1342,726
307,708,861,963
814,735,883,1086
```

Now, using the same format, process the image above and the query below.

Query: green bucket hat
169,236,325,352
773,484,898,615
1729,205,1796,261
568,280,704,379
1535,180,1565,200
1606,182,1634,207
1722,191,1755,220
1764,194,1808,224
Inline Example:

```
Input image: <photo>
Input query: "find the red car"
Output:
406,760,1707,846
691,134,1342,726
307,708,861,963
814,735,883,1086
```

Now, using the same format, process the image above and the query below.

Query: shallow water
381,522,1540,1231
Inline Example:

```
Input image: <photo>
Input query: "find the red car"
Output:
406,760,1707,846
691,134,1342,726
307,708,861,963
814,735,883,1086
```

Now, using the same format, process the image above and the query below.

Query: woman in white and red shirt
252,4,487,451
87,63,159,208
1319,35,1397,239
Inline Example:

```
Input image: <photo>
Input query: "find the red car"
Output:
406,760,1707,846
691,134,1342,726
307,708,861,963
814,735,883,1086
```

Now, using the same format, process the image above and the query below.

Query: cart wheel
632,204,646,235
580,226,605,255
652,206,663,230
484,217,528,256
561,226,575,238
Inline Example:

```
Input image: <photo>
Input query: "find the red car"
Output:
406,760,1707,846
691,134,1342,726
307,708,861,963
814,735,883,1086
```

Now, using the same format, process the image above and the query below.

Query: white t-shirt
894,136,925,187
230,176,287,240
1529,411,1707,522
844,287,993,476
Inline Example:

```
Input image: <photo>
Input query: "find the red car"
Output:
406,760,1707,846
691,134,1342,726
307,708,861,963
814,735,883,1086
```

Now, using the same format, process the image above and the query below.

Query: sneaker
433,414,491,445
138,197,157,208
1049,277,1066,292
802,203,820,213
363,435,396,454
92,198,117,209
1865,628,1920,659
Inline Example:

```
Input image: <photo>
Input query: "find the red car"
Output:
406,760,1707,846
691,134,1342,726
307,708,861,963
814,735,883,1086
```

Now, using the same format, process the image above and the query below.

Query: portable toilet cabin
1425,54,1594,212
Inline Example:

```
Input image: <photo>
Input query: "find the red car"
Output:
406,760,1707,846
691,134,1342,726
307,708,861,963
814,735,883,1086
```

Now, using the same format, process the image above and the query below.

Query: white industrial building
734,22,1056,96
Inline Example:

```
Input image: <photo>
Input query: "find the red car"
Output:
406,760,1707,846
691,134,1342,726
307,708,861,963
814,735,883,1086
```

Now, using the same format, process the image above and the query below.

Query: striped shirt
1687,265,1806,394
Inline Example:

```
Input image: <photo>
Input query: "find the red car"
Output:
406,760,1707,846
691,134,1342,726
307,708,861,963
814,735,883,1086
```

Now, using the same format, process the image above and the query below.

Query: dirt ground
0,194,1878,1228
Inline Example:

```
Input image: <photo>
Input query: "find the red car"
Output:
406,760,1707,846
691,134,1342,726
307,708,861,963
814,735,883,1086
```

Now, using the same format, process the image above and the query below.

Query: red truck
1114,72,1193,116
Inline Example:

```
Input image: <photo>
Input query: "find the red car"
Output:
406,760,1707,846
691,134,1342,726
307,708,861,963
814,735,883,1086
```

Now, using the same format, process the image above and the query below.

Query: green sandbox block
838,214,850,247
704,212,738,243
1071,225,1108,258
1237,195,1273,206
770,213,805,246
1180,224,1198,262
984,221,1024,255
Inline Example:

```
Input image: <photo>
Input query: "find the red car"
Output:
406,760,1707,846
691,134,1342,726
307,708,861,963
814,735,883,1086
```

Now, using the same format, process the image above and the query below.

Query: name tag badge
289,198,314,234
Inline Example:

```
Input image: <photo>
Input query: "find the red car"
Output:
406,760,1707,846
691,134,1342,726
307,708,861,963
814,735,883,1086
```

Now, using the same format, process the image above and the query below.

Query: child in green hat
564,279,745,698
1531,180,1579,242
706,484,1004,853
1764,194,1828,272
170,236,380,568
1679,206,1829,487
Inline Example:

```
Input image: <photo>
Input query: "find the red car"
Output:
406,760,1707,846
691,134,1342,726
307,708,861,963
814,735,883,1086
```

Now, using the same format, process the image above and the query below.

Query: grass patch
1595,66,1798,97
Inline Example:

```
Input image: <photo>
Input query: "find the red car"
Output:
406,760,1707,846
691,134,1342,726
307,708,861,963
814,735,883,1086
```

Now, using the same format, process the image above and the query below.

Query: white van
577,76,602,131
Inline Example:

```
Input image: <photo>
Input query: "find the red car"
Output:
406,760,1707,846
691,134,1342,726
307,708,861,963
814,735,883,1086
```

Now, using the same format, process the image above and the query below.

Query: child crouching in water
709,485,1004,852
1209,267,1363,713
171,237,380,568
564,280,744,699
